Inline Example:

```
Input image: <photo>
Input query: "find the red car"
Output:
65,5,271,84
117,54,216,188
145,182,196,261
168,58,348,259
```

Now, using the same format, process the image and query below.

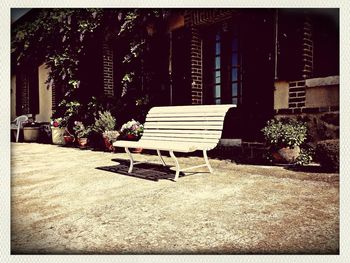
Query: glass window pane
232,52,238,66
215,33,220,41
232,83,238,96
231,97,237,105
215,70,221,84
215,84,221,97
215,98,221,104
232,38,238,52
216,42,220,55
231,68,238,81
215,56,220,69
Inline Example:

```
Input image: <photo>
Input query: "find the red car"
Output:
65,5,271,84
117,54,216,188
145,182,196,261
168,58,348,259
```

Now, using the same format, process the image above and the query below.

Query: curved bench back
141,104,235,150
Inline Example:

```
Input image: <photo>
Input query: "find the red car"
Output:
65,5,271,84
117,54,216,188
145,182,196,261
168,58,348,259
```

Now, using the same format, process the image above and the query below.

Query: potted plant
23,120,41,142
73,121,91,148
102,130,120,151
261,118,307,164
93,111,116,133
51,117,67,145
119,119,144,153
92,111,119,151
119,119,144,141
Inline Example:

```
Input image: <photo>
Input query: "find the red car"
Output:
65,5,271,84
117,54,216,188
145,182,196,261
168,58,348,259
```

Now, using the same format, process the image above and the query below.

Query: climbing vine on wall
12,8,104,100
11,8,169,122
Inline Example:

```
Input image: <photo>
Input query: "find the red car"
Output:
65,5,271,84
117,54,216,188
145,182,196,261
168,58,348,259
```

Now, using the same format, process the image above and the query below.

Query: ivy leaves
12,8,168,119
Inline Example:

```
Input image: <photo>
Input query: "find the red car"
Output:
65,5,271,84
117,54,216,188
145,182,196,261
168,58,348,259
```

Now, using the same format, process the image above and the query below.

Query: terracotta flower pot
77,137,88,148
126,134,138,141
103,136,115,152
272,146,300,164
132,148,143,153
64,135,75,145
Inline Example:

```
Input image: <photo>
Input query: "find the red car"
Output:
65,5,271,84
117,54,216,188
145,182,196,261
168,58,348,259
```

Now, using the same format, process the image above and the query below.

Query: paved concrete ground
11,143,339,254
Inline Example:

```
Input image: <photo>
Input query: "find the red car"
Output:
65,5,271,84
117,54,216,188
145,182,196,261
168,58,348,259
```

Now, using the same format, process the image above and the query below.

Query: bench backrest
141,104,235,150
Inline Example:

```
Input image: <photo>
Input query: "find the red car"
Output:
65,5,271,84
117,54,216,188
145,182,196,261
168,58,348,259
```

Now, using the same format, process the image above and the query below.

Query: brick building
11,8,339,144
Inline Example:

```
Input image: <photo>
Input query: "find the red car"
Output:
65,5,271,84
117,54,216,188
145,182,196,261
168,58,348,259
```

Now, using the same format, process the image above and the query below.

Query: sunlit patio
11,142,339,254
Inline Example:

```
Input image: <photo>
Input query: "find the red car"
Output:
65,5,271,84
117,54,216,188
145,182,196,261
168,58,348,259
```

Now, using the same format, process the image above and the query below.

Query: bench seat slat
140,136,219,143
146,116,225,121
144,125,224,130
142,132,221,139
148,105,233,114
113,139,216,152
143,129,222,135
147,112,228,118
145,121,223,125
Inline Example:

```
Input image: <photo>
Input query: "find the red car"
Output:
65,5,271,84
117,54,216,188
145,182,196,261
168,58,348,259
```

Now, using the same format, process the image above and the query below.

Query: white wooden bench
113,104,235,181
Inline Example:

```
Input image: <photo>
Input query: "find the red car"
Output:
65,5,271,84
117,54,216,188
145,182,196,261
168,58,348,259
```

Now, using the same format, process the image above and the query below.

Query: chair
11,115,28,142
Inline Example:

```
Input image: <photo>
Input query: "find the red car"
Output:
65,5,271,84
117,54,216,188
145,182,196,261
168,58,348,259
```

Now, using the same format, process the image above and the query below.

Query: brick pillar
288,80,306,109
301,16,313,79
102,42,114,97
21,74,30,114
189,26,203,104
51,82,57,110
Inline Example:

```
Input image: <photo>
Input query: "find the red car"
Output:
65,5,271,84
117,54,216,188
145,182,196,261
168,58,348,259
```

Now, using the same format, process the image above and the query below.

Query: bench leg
169,151,180,181
157,150,166,166
203,150,213,173
124,147,134,173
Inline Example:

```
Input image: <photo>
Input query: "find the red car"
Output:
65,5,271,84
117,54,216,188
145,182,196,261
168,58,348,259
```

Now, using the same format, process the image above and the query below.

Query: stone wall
274,75,339,143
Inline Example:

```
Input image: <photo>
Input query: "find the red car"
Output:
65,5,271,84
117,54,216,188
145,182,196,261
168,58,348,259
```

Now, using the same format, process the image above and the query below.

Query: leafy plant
50,117,67,128
316,139,339,172
93,111,116,133
73,121,92,138
120,119,144,139
102,130,120,143
12,9,167,123
295,147,314,166
261,118,307,149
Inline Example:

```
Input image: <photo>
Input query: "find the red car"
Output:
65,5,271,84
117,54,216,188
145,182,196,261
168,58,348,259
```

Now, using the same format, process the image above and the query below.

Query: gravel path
11,143,339,254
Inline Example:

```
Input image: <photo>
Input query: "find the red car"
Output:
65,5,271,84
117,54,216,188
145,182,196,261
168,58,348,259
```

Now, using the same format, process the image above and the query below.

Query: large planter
51,127,66,145
271,146,301,164
23,127,40,142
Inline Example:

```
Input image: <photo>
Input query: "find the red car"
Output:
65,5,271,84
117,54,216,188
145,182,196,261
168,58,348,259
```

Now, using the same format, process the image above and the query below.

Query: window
205,22,242,105
213,33,221,104
230,26,240,105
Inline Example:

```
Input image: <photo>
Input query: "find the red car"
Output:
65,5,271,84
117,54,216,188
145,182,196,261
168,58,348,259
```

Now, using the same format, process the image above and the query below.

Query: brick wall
51,82,57,110
301,16,313,79
189,26,203,104
288,80,306,109
184,10,235,105
102,42,114,97
21,74,30,114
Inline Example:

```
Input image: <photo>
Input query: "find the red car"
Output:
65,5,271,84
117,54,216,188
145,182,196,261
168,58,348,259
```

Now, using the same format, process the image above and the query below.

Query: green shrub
295,147,314,166
261,118,307,149
93,111,116,133
316,139,339,172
